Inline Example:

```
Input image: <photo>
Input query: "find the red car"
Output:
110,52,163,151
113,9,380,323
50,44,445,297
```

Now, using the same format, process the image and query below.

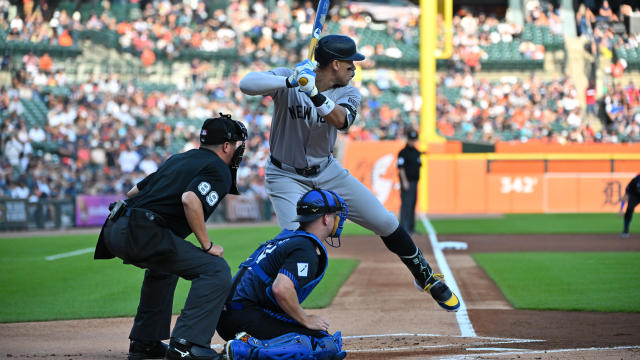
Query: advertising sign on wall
75,195,124,227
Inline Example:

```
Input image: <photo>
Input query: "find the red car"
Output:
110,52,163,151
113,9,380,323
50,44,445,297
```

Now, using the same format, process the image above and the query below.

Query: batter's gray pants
265,156,399,236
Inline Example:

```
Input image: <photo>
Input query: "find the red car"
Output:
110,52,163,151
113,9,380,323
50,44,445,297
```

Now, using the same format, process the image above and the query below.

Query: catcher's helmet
315,35,365,66
293,189,348,247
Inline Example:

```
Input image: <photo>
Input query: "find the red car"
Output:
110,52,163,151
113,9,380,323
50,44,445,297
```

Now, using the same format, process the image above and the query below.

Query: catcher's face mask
327,190,348,246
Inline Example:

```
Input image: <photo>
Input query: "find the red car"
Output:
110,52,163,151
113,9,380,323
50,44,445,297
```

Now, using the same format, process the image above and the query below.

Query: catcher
217,189,348,360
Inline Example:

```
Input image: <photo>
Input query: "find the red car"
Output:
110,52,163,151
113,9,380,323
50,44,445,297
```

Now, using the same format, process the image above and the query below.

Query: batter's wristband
311,94,335,117
285,77,294,88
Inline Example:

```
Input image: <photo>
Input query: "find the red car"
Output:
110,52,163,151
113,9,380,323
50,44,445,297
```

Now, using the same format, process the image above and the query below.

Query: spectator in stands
117,144,141,173
586,80,597,117
598,0,618,22
7,94,24,116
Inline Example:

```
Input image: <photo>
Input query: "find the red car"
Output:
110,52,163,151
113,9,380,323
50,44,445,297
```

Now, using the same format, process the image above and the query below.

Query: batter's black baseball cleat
128,339,169,359
415,275,460,312
401,248,460,312
165,338,220,360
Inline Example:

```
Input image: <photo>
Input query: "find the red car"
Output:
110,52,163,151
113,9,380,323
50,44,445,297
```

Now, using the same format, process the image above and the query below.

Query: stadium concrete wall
342,140,640,214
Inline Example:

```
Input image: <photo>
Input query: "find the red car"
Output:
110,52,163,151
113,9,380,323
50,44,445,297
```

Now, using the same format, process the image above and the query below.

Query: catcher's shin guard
225,332,311,360
224,332,345,360
402,249,460,312
310,332,346,360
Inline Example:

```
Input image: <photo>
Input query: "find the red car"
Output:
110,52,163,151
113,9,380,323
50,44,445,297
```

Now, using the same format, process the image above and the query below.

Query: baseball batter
239,35,460,312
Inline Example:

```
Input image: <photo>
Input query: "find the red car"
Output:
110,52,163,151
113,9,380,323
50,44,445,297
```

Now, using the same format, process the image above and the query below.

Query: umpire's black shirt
127,148,231,238
397,145,421,181
626,175,640,197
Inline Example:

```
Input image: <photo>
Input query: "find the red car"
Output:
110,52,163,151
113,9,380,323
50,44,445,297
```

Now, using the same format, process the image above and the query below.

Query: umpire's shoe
128,339,169,359
165,338,220,360
415,275,460,312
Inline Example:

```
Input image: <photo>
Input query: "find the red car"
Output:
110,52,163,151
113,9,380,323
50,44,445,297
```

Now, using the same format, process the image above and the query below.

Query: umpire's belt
270,156,325,177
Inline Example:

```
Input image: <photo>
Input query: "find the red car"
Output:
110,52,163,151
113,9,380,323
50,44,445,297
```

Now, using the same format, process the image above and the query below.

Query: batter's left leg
319,163,459,312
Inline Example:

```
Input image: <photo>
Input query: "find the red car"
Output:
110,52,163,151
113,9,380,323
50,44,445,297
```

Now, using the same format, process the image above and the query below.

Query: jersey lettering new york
288,105,324,123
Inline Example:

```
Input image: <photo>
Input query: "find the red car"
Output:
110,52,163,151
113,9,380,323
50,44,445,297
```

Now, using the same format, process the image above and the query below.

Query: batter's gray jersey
240,69,399,236
266,68,360,169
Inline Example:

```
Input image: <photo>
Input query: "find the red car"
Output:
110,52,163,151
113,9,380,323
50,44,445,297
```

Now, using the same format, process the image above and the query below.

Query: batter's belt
270,155,330,177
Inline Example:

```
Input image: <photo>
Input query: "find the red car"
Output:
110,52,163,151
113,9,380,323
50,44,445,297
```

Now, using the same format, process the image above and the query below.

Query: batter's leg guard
402,248,460,312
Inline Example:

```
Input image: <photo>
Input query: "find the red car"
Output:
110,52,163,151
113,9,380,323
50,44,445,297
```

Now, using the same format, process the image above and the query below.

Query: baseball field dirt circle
2,233,639,359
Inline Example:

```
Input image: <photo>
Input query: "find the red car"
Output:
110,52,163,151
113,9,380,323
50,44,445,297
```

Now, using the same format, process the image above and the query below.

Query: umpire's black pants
217,305,327,341
624,193,640,233
103,215,231,347
400,180,418,233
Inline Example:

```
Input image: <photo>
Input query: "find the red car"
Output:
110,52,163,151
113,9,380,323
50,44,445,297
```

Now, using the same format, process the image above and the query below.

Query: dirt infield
1,232,639,359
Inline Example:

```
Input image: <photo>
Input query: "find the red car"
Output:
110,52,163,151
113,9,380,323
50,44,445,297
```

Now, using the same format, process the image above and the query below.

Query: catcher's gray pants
265,156,399,236
103,216,232,347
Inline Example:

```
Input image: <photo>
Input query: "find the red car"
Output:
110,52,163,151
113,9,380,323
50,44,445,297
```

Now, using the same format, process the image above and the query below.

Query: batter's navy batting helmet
315,35,365,67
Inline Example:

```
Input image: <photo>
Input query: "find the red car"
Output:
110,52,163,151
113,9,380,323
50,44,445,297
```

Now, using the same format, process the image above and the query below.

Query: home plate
438,241,468,250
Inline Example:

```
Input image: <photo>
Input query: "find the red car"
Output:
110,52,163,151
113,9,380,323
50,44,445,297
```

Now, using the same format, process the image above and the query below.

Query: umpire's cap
315,35,365,67
200,113,247,145
293,189,345,223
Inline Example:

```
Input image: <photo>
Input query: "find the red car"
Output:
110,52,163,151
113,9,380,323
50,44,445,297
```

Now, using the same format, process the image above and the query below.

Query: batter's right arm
239,67,301,96
239,72,289,96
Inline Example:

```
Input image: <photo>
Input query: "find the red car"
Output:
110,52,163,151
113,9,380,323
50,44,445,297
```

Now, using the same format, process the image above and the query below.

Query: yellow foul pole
418,0,444,214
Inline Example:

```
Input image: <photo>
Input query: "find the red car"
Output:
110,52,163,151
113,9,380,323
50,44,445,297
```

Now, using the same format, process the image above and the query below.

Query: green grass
0,226,359,323
473,252,640,312
424,213,638,234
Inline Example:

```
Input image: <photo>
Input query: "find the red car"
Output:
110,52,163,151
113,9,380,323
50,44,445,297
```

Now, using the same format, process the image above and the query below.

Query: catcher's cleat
415,274,460,312
128,339,169,359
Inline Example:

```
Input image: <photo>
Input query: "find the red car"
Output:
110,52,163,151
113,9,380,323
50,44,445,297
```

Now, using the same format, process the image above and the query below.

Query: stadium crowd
1,0,639,201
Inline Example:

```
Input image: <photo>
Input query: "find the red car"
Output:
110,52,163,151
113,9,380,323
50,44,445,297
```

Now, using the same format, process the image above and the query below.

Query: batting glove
286,59,317,88
286,71,299,88
297,69,316,93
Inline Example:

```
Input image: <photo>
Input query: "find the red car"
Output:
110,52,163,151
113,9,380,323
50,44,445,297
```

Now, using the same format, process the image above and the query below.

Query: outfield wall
342,140,640,214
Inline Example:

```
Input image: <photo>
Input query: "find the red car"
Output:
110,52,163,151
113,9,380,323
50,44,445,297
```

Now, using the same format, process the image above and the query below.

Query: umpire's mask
293,189,349,247
200,113,248,195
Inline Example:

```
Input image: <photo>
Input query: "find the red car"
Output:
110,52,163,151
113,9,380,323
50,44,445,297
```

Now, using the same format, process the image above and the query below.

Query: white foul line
45,247,95,261
420,214,477,337
440,345,640,360
346,336,542,353
342,333,542,343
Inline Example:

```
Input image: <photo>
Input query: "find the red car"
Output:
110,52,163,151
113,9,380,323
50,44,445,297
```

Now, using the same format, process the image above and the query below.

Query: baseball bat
299,0,330,86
